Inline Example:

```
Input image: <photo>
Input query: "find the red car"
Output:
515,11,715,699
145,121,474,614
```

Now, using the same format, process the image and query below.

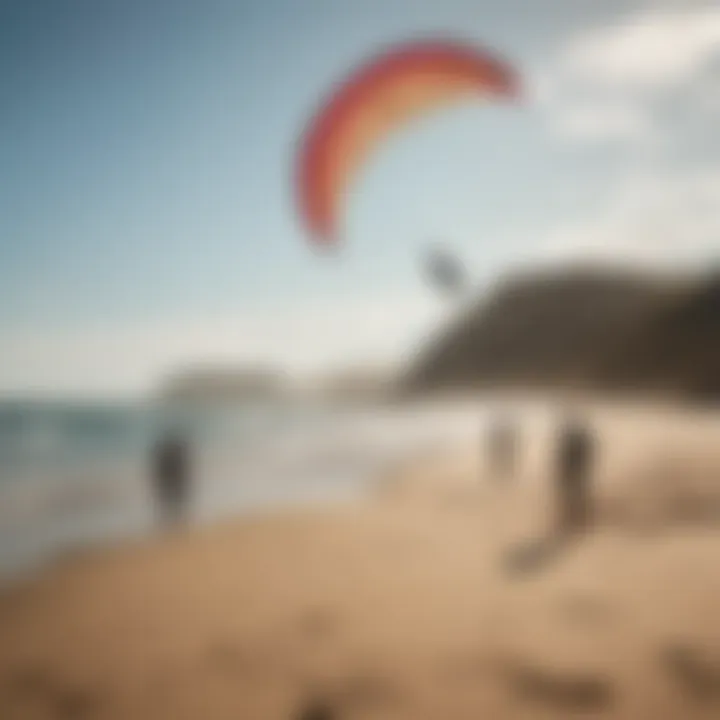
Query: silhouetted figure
151,432,191,527
556,415,595,536
503,414,595,576
487,414,518,481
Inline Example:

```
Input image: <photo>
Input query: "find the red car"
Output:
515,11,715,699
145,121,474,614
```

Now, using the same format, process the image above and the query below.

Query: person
487,413,518,482
151,431,192,527
556,413,595,536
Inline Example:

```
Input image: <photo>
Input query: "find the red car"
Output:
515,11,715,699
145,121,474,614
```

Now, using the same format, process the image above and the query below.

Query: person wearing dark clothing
152,433,191,526
487,414,518,481
556,415,595,536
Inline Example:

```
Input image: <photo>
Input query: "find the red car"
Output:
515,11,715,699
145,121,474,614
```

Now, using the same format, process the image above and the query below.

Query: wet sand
1,401,720,719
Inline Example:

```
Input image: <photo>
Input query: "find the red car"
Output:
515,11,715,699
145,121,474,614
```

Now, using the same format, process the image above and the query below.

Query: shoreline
1,400,719,719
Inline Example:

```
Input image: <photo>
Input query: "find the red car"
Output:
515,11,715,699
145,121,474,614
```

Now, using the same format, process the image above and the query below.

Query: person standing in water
556,413,595,537
151,431,192,527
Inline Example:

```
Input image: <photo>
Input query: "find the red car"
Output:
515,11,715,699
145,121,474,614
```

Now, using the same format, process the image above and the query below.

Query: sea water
0,398,487,579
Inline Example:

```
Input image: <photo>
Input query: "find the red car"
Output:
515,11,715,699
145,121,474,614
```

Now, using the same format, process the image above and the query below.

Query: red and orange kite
295,39,519,247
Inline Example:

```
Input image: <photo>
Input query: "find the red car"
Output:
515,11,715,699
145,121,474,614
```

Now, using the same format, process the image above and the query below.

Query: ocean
0,398,487,580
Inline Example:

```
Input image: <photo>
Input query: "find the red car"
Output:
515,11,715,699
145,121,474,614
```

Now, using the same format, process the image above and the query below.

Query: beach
1,398,719,719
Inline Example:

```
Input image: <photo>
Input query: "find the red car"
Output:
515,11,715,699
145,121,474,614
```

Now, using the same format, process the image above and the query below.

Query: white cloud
559,7,720,91
0,292,450,397
537,3,720,145
547,100,651,143
541,168,720,265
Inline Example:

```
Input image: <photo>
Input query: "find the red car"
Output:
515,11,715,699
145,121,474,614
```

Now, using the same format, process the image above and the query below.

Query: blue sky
1,0,718,395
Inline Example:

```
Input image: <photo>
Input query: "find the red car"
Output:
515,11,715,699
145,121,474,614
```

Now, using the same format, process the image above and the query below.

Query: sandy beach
1,400,720,719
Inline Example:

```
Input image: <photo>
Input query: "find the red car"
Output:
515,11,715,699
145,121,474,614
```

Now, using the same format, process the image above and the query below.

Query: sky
0,0,719,397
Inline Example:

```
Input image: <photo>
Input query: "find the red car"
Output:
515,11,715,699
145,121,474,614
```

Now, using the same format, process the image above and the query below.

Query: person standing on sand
487,413,518,482
556,413,595,536
151,431,192,527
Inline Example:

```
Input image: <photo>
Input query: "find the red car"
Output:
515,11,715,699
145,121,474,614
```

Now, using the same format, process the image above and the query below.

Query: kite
296,39,519,247
424,245,467,296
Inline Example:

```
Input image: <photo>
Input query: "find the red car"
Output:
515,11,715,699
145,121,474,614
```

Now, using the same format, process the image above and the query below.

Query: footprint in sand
503,535,567,575
6,664,54,698
294,697,336,720
500,658,614,711
293,672,399,720
439,650,494,682
206,640,253,671
559,593,612,625
5,665,100,719
661,643,720,703
336,671,400,710
298,607,338,640
52,685,100,719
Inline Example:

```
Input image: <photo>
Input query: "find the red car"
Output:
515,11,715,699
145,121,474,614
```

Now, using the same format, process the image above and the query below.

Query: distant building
158,367,286,405
314,368,391,403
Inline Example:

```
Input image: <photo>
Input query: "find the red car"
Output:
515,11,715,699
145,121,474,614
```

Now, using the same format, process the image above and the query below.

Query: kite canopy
296,39,519,246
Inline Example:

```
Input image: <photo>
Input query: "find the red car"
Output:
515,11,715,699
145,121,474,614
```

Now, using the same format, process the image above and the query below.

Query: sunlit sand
1,397,719,719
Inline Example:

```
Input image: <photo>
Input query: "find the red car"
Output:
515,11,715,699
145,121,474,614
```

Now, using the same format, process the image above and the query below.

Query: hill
401,266,719,400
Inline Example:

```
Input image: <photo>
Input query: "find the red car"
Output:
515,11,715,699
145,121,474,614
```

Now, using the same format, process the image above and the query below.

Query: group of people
487,410,595,537
147,409,596,537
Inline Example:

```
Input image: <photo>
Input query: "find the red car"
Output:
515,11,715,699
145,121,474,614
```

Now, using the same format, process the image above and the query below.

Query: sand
1,400,720,719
